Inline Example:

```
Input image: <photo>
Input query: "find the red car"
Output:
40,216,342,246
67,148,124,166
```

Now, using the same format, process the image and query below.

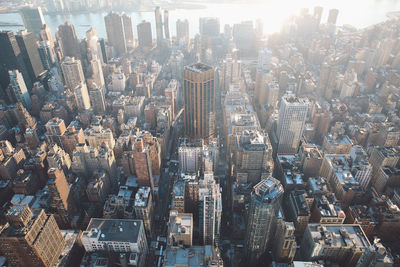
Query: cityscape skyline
0,1,399,267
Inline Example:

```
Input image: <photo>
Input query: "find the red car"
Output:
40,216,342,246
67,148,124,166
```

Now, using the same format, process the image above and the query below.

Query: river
0,0,399,39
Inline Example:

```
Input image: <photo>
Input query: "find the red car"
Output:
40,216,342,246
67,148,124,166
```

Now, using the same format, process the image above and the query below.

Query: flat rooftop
185,63,213,73
84,218,142,243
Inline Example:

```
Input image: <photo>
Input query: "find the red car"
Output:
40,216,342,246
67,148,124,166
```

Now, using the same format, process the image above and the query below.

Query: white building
276,93,309,154
198,171,222,246
81,218,148,267
109,68,126,91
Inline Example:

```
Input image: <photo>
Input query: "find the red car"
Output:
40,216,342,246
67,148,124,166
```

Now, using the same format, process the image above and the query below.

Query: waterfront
0,0,399,39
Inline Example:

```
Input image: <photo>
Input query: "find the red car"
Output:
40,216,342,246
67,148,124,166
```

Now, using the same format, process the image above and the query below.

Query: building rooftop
253,177,284,203
164,245,222,267
185,63,213,73
83,218,143,243
308,224,370,248
134,187,151,207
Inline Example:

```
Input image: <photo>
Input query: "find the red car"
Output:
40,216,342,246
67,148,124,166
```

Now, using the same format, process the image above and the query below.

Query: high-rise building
198,171,222,246
122,14,135,49
134,187,153,235
273,220,296,263
276,93,309,154
133,138,154,189
199,17,220,36
47,167,73,227
40,24,55,47
88,82,106,114
314,6,323,25
89,54,105,89
61,57,90,110
56,21,81,59
104,12,127,56
155,7,163,45
19,7,45,35
137,20,153,48
38,41,56,70
0,204,64,267
0,31,32,90
327,9,339,25
164,10,170,41
8,70,31,109
176,19,189,43
16,30,44,82
245,177,284,263
183,63,215,140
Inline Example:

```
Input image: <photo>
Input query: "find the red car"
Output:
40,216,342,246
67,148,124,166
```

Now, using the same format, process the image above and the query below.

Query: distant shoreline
0,3,207,15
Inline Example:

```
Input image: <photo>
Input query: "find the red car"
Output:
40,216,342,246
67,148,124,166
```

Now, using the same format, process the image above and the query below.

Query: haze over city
0,0,399,267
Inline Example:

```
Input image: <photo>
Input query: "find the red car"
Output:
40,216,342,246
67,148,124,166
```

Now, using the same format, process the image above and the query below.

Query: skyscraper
183,63,215,140
314,6,323,25
176,19,189,43
122,13,135,50
56,21,81,59
61,56,85,90
327,9,339,25
155,6,163,45
199,17,220,36
61,57,90,110
104,12,127,56
0,31,32,90
0,204,65,267
38,41,56,70
8,70,31,109
276,93,309,154
137,20,153,48
245,177,284,263
19,7,45,35
16,30,45,82
198,171,222,246
88,81,106,114
133,138,154,190
89,54,105,89
47,167,73,227
164,10,170,41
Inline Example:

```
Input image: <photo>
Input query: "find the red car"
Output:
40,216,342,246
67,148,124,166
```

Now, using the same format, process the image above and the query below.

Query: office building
137,20,153,48
38,41,56,70
176,19,189,43
300,224,370,266
168,210,193,247
0,204,64,267
133,138,154,189
183,63,215,139
104,12,127,56
276,93,309,154
199,17,220,36
61,57,90,110
164,246,223,267
47,167,73,227
273,220,296,263
8,70,31,109
164,10,170,41
327,9,339,25
16,30,44,82
88,82,106,114
61,57,85,90
314,6,323,25
56,22,81,59
134,187,153,235
245,177,284,263
0,31,32,90
122,14,135,49
155,7,163,45
199,172,222,246
19,7,45,35
81,218,148,267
